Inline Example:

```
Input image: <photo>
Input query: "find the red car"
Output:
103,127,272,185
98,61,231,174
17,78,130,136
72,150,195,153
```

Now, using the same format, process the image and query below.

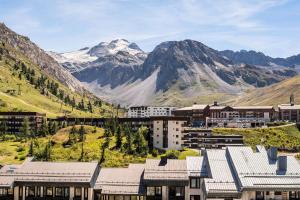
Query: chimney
267,147,278,161
290,94,295,106
213,101,218,106
277,156,287,171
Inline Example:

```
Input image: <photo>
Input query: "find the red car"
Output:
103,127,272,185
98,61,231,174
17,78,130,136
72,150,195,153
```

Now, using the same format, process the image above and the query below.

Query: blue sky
0,0,299,57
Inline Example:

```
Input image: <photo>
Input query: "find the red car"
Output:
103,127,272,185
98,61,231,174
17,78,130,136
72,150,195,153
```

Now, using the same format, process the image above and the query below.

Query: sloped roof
95,164,145,194
175,104,208,111
144,159,188,183
278,104,300,110
204,150,239,195
186,156,207,177
226,146,300,189
0,159,99,184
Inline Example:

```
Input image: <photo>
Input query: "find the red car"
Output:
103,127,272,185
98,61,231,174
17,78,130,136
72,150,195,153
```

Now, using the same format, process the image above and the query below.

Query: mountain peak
88,39,144,57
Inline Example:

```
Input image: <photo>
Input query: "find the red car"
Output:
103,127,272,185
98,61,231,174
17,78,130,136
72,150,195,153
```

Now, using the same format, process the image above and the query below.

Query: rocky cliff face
0,23,83,92
220,49,300,68
50,39,298,106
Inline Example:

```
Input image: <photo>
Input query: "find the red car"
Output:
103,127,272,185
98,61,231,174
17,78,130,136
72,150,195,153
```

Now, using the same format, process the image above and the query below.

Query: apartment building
202,146,300,200
0,112,46,134
1,146,299,200
128,106,177,118
172,104,209,127
181,128,243,149
278,104,300,122
0,157,100,200
152,116,188,150
152,117,244,151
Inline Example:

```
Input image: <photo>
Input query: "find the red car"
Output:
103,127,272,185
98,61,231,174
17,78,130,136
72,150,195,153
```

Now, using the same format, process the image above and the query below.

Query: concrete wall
153,120,163,149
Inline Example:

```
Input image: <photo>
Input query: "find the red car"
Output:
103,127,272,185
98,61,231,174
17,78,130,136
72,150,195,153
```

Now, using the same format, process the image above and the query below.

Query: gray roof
278,104,300,110
204,150,239,195
0,176,14,187
95,164,145,195
204,146,300,195
176,104,208,111
144,159,188,184
0,159,99,184
226,146,300,190
186,157,207,177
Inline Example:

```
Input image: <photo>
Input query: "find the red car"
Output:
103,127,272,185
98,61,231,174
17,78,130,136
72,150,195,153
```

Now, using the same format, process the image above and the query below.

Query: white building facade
127,106,177,118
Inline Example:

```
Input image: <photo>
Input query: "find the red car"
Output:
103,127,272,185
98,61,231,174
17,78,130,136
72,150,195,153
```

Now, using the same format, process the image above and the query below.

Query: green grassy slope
0,126,198,166
0,42,113,117
213,124,300,150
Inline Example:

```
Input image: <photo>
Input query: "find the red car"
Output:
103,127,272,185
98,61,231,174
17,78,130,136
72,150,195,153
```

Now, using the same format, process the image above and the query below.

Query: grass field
213,124,300,150
0,126,199,167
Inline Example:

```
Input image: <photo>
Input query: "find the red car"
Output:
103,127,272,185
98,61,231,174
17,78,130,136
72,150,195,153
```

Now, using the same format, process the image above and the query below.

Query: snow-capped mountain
48,39,146,73
49,39,297,106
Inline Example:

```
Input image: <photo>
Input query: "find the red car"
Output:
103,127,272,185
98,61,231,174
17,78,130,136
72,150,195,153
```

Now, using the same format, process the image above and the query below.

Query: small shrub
16,146,25,152
164,150,180,159
151,149,158,157
19,155,26,160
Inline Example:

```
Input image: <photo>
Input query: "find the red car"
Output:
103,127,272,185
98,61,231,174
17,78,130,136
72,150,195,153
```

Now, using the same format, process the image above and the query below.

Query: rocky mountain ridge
51,39,298,106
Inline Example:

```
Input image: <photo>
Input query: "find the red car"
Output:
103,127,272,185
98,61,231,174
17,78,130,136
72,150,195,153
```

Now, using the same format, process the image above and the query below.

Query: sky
0,0,299,57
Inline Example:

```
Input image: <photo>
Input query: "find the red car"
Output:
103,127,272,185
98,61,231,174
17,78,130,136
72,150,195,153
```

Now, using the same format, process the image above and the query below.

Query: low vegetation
0,124,199,167
213,124,300,151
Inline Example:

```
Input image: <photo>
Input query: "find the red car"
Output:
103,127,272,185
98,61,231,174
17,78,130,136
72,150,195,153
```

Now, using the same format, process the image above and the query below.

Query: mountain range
49,39,299,106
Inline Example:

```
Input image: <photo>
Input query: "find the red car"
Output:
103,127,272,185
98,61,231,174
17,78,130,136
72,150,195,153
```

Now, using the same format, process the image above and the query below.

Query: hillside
213,124,300,151
0,125,197,166
0,23,83,92
0,37,112,117
234,75,300,106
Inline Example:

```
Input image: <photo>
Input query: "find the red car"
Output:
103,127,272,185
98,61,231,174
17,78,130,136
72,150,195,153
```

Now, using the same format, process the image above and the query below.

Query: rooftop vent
290,94,295,106
267,147,278,161
277,156,287,172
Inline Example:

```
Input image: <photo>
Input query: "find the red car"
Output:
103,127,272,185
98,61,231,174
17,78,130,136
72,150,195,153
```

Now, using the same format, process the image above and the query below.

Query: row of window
0,188,13,196
99,195,145,200
20,186,88,198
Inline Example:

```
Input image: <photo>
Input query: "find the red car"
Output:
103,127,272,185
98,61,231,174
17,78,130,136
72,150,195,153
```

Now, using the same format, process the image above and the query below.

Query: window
176,135,179,138
190,177,200,188
84,188,88,198
147,187,162,196
75,187,82,197
175,187,184,196
147,187,155,196
155,187,162,195
190,195,200,200
169,187,184,197
275,191,282,195
46,187,53,197
176,128,179,131
55,188,63,197
26,186,35,197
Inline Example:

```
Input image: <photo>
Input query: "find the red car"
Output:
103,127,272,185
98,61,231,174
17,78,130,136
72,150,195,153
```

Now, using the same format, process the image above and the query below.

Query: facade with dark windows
0,146,300,200
0,112,46,134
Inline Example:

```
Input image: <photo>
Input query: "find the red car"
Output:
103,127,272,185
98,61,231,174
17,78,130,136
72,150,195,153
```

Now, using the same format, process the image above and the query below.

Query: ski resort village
1,1,300,200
